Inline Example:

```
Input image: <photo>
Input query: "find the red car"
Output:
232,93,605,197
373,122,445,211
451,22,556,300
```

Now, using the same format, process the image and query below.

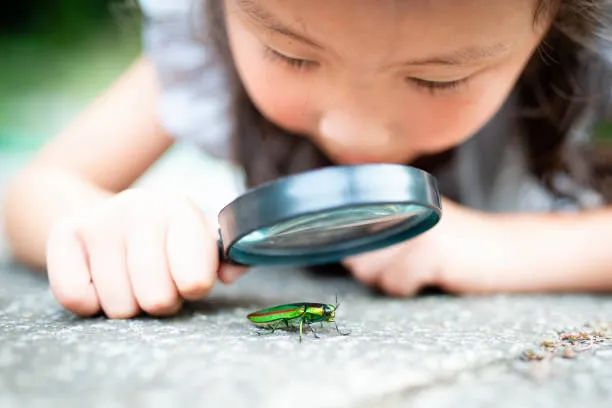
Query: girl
3,0,612,319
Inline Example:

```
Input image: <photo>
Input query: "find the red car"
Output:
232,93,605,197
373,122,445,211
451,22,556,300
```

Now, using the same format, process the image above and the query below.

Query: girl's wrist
434,205,515,293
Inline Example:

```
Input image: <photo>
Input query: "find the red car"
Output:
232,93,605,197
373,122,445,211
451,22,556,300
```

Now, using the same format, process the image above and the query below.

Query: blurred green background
0,0,141,153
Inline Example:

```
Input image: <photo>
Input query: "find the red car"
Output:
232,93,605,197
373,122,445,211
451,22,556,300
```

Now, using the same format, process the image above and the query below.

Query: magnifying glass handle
217,237,225,262
217,234,243,266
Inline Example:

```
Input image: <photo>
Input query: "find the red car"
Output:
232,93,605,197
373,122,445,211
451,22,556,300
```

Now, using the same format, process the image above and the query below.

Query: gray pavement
1,260,612,408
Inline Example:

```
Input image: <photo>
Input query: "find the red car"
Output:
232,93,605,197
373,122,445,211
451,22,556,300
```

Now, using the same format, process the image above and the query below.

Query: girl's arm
475,208,612,293
3,57,173,269
343,199,612,295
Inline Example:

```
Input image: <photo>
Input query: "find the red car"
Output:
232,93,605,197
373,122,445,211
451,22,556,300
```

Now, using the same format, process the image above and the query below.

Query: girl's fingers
82,223,140,319
126,217,181,316
377,267,422,297
377,253,435,297
47,190,220,318
46,221,101,317
342,245,400,286
218,263,248,284
343,243,430,296
345,260,382,286
166,201,218,301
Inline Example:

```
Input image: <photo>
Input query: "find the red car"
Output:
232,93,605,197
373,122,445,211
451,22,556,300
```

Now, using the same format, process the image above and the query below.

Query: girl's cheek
407,74,516,155
227,26,317,134
245,70,317,134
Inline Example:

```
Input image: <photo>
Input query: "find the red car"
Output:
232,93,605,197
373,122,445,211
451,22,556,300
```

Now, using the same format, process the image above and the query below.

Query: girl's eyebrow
399,43,511,66
236,0,510,67
236,0,323,49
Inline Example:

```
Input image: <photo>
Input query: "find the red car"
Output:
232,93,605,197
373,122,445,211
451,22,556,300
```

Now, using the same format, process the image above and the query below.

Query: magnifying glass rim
227,201,440,265
218,163,441,266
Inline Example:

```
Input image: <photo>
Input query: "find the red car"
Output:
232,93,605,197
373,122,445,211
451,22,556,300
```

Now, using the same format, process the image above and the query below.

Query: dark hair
204,0,612,202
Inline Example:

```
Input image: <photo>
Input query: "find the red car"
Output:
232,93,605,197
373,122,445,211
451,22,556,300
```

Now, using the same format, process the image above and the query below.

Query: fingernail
221,265,247,283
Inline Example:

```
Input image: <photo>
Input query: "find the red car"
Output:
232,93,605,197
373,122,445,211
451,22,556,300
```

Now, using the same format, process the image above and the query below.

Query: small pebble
562,348,576,359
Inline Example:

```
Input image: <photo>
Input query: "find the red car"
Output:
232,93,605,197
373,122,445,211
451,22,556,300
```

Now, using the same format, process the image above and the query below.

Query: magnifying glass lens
233,203,429,256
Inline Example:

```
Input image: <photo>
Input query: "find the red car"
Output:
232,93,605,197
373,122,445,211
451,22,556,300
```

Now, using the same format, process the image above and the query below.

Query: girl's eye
407,77,470,94
264,46,317,71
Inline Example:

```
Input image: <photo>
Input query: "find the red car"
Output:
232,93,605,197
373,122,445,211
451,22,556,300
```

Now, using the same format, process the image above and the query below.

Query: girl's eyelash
264,47,315,71
408,77,469,94
263,46,467,93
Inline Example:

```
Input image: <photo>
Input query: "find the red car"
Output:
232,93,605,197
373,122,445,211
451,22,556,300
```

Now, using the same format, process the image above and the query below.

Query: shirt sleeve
139,0,233,160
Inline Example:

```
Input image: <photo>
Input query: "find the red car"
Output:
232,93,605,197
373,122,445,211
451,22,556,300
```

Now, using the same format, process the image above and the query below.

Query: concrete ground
1,147,612,408
2,261,612,408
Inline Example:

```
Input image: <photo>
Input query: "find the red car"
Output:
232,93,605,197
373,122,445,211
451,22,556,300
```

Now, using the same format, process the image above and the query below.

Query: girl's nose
318,109,393,150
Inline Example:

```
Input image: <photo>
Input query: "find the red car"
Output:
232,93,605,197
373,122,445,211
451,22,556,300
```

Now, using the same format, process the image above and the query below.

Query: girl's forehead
233,0,544,64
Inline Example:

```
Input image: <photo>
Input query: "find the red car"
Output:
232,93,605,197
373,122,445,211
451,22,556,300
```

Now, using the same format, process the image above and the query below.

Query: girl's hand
342,198,506,296
46,188,246,318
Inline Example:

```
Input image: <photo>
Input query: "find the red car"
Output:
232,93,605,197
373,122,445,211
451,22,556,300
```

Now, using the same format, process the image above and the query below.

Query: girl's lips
335,154,384,165
332,150,409,165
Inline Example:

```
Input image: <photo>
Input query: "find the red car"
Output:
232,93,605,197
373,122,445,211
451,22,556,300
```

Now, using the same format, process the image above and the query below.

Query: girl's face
224,0,551,164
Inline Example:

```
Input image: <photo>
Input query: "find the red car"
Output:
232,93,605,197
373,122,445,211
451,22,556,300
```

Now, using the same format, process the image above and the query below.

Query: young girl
3,0,612,319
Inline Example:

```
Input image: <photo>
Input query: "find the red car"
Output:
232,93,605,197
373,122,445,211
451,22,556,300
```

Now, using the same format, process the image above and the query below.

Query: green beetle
247,299,350,342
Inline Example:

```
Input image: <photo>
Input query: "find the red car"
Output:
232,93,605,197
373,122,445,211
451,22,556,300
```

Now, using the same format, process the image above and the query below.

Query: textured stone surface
2,261,612,408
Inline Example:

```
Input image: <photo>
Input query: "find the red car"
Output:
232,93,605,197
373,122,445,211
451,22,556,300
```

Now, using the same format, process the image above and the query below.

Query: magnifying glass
218,164,441,266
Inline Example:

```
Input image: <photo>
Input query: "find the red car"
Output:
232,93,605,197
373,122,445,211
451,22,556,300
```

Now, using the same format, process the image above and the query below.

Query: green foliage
593,121,612,142
1,1,126,38
0,0,141,151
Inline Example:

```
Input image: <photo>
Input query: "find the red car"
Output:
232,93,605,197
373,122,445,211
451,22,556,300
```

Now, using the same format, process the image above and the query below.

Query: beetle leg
307,322,320,339
335,321,351,336
255,325,276,336
299,319,303,343
256,320,286,336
